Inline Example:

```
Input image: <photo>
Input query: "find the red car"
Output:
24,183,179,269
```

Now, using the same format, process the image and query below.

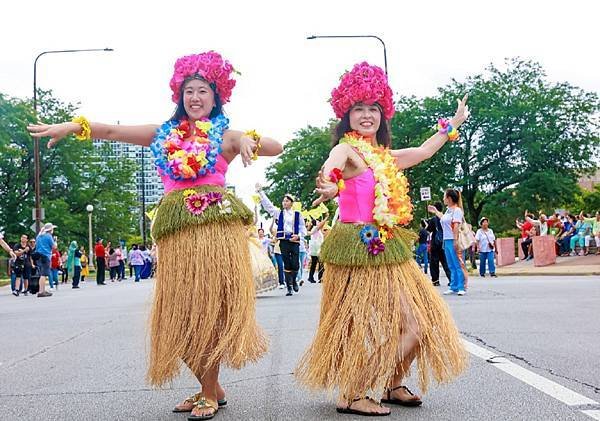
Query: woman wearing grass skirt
295,62,469,417
29,51,282,420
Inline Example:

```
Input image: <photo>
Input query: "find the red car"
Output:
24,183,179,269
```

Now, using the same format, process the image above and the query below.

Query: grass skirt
147,186,268,386
296,223,467,399
248,236,278,294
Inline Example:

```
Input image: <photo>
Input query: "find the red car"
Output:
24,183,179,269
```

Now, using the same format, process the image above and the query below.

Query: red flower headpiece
169,51,237,104
330,62,394,121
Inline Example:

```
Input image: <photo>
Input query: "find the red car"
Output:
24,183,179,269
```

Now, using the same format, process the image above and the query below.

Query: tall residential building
92,140,163,207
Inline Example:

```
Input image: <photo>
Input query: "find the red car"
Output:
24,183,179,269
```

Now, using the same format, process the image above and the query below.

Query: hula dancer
29,51,283,420
296,62,469,416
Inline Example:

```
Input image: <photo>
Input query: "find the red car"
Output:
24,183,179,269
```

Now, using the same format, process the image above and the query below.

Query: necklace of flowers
150,114,229,181
340,130,413,242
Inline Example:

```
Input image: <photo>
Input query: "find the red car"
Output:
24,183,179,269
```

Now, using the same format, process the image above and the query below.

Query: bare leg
336,397,391,415
189,363,220,418
173,359,226,412
384,293,422,404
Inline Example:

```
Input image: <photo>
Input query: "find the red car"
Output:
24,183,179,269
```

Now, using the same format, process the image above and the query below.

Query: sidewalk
495,254,600,276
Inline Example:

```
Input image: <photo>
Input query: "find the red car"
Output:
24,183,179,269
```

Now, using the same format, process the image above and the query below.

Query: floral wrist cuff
437,118,459,142
72,116,91,141
328,168,345,193
244,130,262,160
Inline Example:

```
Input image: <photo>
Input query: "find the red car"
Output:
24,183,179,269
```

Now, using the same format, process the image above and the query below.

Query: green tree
392,58,600,227
264,125,332,212
0,90,139,249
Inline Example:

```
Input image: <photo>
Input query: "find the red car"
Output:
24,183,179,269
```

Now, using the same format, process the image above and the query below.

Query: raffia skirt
248,236,278,294
295,223,467,399
147,185,268,386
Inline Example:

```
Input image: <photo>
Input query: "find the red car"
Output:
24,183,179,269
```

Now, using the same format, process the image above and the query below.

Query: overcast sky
2,0,598,209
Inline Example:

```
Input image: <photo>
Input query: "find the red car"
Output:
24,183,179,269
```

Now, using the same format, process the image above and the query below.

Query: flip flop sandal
336,397,391,417
381,385,423,407
187,396,219,420
173,392,227,413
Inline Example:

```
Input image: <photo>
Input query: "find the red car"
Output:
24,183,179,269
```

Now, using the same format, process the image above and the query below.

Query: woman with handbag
428,188,468,296
475,217,497,277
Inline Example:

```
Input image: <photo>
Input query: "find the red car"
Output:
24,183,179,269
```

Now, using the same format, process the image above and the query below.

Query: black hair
420,219,428,228
109,248,115,255
283,194,295,203
331,104,391,148
139,245,147,251
170,75,223,121
433,201,443,212
132,244,138,250
258,228,264,233
444,189,461,206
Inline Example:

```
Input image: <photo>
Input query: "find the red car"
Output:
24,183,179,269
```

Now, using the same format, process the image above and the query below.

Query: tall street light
32,48,114,234
86,204,95,270
306,35,388,75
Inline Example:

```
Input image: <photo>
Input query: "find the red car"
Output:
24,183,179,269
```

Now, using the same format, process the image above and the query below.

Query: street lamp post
32,48,114,234
86,204,95,270
306,35,388,75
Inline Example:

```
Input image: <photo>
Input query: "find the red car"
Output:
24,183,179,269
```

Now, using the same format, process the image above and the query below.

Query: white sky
2,0,598,212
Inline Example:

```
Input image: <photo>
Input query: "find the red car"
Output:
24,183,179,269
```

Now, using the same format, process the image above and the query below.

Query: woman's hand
427,205,438,214
450,94,470,129
28,122,81,148
313,168,338,207
239,135,258,167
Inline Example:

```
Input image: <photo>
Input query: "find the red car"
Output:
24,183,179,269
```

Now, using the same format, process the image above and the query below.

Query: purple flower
367,238,385,255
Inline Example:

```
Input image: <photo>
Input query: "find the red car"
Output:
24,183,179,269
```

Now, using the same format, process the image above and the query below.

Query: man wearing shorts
35,223,57,298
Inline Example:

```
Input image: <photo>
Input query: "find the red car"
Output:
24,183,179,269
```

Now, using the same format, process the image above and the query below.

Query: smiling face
182,78,215,121
349,102,381,138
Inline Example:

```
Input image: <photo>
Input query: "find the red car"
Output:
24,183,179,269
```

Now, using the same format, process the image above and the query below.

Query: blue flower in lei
359,225,380,244
150,114,229,180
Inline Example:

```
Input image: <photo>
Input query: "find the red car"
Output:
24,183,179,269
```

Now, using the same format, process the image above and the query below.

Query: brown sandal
381,385,423,407
336,397,391,417
187,396,219,420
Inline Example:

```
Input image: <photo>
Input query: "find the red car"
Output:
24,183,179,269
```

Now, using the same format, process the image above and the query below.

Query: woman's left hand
239,135,258,167
450,94,470,129
313,169,338,206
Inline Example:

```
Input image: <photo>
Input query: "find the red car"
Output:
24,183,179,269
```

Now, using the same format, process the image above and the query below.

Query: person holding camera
475,217,497,277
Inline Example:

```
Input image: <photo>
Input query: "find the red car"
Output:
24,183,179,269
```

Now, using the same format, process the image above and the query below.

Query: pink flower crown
330,62,394,121
169,51,237,104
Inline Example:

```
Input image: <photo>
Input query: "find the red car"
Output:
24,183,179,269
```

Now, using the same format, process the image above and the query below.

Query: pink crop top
338,168,376,223
161,154,228,194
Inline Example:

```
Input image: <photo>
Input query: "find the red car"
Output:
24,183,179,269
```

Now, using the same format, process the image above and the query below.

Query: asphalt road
0,273,599,420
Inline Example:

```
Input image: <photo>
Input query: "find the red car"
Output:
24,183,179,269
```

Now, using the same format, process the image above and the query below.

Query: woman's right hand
313,168,338,207
27,122,81,148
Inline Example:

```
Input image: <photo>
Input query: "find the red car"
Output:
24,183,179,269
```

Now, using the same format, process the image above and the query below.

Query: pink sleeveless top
161,154,228,194
338,168,376,223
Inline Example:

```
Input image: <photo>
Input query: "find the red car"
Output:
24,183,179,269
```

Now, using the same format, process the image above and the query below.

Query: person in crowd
115,244,125,281
516,213,535,260
118,241,127,280
269,225,285,289
558,214,576,256
35,223,57,297
570,213,592,256
11,234,32,296
108,247,120,282
66,240,78,284
426,202,451,287
297,231,308,286
307,217,327,283
587,212,600,254
429,189,469,295
474,217,497,277
128,244,144,282
80,246,89,282
60,250,69,283
50,243,61,289
257,186,307,296
415,219,429,274
94,238,106,285
72,244,82,288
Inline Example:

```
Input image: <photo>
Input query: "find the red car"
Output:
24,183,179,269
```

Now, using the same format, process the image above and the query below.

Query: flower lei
150,114,229,181
340,131,413,253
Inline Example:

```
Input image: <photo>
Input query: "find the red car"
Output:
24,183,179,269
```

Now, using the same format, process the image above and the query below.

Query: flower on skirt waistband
184,191,223,216
359,225,379,244
367,237,385,255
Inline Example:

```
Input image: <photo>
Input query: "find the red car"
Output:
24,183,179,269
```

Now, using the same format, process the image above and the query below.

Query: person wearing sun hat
474,216,497,277
296,62,469,417
28,51,284,420
34,222,57,297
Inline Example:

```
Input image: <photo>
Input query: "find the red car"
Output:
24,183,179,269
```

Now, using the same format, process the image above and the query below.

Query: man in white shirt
256,185,307,296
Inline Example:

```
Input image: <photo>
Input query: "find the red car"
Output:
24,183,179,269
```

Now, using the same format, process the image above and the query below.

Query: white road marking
463,339,598,408
581,411,600,420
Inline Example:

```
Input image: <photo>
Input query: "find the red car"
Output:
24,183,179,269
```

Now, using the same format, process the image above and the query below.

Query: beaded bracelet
244,130,262,160
72,116,92,141
437,118,459,142
328,168,345,193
